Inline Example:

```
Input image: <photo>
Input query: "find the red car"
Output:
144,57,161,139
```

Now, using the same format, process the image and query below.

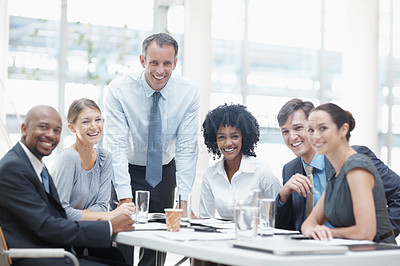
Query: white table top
114,228,400,266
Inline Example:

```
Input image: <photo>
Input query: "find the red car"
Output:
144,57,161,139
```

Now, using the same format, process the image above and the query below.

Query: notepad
231,238,349,256
148,213,166,220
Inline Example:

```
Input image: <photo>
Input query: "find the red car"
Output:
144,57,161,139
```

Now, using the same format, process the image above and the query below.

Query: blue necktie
145,92,163,188
41,167,50,193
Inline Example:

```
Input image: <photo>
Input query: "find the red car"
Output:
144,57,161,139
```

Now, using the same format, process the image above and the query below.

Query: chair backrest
0,226,12,266
0,227,79,266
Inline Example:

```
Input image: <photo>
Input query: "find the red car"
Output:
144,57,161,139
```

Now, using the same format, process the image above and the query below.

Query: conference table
114,221,400,266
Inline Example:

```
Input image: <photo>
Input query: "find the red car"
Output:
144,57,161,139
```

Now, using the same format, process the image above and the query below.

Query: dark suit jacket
276,145,400,236
0,143,111,249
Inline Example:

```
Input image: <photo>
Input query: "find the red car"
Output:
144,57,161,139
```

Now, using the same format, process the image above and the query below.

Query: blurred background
1,0,400,182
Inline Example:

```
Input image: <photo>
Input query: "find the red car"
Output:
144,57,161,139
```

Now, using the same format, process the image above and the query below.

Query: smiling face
307,110,348,155
68,107,103,146
280,109,315,163
140,41,177,91
21,106,62,161
216,126,243,163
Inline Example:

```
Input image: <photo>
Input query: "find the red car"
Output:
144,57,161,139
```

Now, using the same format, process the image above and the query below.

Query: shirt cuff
278,199,285,207
117,187,133,201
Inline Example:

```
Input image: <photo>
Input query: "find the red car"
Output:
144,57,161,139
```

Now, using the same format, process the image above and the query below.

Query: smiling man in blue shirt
103,33,199,266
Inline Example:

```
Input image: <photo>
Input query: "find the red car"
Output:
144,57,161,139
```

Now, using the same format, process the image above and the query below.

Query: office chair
0,227,79,266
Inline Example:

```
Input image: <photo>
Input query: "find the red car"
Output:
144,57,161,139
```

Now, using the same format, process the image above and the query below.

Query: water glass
259,198,275,236
233,189,260,239
234,206,259,239
135,190,150,224
233,189,260,208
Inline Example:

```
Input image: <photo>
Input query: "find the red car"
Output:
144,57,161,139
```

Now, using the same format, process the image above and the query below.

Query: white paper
156,230,236,241
134,222,167,230
191,218,235,229
148,213,166,220
272,228,301,235
191,218,233,225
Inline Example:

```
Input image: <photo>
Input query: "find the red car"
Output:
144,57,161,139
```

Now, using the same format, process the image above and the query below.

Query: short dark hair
67,98,101,124
277,98,315,127
142,33,178,60
202,103,260,159
311,103,356,141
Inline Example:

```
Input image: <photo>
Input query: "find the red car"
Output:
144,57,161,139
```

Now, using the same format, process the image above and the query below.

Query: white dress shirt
19,141,44,182
103,70,199,200
199,155,282,220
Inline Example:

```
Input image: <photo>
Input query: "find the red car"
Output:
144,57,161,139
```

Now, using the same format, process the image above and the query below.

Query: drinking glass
259,198,275,235
233,189,259,239
135,190,150,224
178,194,191,228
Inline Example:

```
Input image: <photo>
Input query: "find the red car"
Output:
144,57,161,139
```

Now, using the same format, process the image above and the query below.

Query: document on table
148,213,166,220
134,222,167,230
191,218,232,224
273,228,301,235
156,230,236,241
191,218,235,229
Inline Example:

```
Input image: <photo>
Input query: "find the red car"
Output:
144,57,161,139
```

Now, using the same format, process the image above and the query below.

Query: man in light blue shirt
103,33,199,266
300,153,326,206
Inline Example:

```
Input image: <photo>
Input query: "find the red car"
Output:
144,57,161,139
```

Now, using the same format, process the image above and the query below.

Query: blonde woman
53,98,135,221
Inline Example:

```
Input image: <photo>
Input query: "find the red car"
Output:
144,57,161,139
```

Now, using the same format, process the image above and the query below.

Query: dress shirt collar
140,70,169,100
19,141,45,181
302,153,325,172
212,154,253,177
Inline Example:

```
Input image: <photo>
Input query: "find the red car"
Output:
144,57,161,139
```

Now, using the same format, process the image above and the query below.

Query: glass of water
233,189,259,239
178,194,191,228
259,198,275,236
135,190,150,224
234,205,259,239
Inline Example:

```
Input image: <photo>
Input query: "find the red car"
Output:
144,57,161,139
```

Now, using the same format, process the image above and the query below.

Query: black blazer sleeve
276,157,306,231
0,144,111,249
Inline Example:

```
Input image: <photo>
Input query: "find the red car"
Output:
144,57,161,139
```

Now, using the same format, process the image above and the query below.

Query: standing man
0,105,134,266
104,33,199,265
276,98,400,236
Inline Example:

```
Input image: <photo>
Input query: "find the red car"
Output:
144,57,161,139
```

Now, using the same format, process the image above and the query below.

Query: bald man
0,105,134,266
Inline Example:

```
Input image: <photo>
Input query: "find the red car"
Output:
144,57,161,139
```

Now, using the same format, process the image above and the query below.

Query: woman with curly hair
199,103,281,220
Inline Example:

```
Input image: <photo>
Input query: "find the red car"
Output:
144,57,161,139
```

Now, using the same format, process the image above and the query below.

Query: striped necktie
305,165,314,218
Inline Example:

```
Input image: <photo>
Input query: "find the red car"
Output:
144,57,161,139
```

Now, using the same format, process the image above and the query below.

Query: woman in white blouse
199,103,281,220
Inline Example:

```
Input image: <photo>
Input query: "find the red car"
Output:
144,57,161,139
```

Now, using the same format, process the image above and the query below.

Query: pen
178,195,181,209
